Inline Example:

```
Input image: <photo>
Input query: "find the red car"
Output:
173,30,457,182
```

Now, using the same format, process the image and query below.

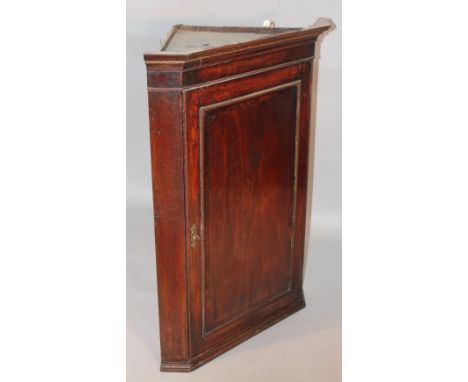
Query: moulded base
160,292,306,372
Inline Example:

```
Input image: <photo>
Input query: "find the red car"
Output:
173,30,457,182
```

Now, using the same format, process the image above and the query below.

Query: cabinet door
184,62,312,356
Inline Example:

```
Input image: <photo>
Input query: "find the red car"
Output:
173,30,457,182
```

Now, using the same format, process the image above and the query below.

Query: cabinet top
144,18,334,67
161,25,301,54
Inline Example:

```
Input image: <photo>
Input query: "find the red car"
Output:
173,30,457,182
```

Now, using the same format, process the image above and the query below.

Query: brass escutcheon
190,224,201,248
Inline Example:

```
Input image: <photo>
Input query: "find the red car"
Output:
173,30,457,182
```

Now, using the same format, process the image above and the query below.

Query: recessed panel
200,84,300,335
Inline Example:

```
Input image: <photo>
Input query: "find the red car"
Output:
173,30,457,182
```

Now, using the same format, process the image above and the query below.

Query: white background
1,0,468,381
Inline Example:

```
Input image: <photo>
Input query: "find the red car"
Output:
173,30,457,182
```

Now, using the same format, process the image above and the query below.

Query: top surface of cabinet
144,19,333,78
161,25,300,54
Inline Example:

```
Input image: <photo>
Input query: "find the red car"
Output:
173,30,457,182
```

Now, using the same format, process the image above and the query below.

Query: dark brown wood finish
144,21,332,372
147,89,190,363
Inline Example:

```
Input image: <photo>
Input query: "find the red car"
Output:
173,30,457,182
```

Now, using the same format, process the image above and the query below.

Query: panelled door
184,61,312,356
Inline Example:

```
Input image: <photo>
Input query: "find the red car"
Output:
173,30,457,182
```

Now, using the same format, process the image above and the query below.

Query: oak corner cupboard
143,18,334,372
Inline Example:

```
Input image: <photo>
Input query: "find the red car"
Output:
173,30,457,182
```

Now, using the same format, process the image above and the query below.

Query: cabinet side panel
292,60,313,290
147,89,190,362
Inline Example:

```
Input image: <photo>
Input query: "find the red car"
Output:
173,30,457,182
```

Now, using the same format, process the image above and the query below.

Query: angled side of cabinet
144,20,333,372
146,88,190,364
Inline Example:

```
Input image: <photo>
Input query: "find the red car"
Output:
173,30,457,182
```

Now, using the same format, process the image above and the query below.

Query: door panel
184,64,311,354
202,83,299,335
